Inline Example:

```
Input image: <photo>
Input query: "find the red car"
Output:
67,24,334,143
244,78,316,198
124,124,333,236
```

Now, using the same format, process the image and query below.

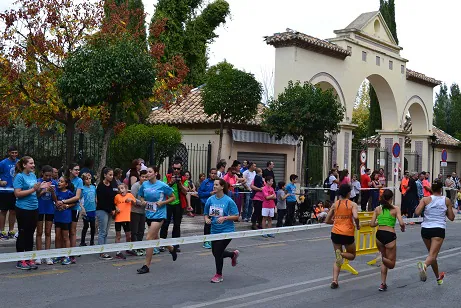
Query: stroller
297,191,318,225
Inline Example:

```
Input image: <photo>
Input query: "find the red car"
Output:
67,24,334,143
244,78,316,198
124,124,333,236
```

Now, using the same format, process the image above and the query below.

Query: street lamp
429,134,438,180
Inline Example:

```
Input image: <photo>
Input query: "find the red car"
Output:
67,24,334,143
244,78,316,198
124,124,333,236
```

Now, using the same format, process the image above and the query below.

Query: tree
150,0,230,86
262,81,345,185
109,124,182,168
449,83,461,135
433,84,450,133
261,67,274,105
104,0,147,45
0,0,104,164
368,0,399,135
202,61,262,162
352,81,370,147
57,36,156,175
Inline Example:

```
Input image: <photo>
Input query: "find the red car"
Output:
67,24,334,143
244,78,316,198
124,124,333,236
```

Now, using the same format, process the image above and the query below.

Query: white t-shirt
243,170,256,189
329,175,337,191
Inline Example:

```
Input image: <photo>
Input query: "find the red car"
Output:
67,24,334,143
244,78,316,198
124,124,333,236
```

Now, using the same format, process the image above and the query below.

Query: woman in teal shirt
13,156,50,270
204,178,240,283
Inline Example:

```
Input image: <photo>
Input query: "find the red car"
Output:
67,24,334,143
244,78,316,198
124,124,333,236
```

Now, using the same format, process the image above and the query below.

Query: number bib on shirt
209,206,223,217
145,202,157,212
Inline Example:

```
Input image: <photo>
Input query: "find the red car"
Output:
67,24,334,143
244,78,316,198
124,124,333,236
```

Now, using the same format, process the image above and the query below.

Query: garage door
441,161,457,176
237,152,287,183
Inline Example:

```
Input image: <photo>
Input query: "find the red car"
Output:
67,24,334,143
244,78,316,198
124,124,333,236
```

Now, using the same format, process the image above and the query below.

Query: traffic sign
441,162,448,167
441,149,448,162
360,150,367,164
392,143,401,158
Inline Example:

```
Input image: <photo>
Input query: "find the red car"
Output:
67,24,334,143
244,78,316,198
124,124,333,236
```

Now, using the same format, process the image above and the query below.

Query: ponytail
379,189,394,210
15,156,32,175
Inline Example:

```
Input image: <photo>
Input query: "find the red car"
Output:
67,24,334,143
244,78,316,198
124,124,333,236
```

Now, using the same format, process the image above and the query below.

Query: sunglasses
73,169,80,172
173,167,181,170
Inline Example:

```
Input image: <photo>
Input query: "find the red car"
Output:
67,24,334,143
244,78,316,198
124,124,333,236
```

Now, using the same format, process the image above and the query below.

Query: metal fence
305,144,332,187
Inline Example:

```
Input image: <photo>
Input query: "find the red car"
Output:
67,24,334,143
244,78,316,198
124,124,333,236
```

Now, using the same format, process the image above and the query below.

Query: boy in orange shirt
114,183,136,259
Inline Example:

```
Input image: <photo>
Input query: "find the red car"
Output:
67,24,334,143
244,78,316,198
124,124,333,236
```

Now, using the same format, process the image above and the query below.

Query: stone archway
309,72,348,120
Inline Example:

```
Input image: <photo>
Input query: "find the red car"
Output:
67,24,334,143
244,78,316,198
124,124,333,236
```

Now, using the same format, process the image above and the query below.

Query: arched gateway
265,11,441,193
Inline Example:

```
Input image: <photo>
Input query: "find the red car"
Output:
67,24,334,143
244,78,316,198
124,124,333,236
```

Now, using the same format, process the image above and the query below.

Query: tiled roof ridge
406,69,442,87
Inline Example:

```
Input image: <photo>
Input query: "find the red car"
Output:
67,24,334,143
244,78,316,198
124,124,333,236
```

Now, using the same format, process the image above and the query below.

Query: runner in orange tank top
325,184,360,289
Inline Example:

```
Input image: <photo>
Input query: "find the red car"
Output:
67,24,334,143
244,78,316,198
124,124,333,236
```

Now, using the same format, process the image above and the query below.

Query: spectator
217,161,227,179
350,174,360,203
0,145,19,239
329,169,339,203
360,169,371,212
240,160,249,174
276,181,289,227
378,168,386,187
406,172,419,221
445,174,455,200
80,158,96,184
285,174,298,226
198,173,206,187
416,173,424,200
262,161,276,189
251,168,264,230
339,169,350,186
113,168,123,186
400,171,410,217
242,162,257,222
421,171,432,197
127,159,142,189
370,171,382,210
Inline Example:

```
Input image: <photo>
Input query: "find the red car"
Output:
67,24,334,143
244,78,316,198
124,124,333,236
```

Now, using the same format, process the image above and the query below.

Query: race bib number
145,202,157,212
209,206,223,217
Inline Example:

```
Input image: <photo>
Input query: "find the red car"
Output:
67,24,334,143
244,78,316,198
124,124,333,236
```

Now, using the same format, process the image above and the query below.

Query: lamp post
429,134,438,181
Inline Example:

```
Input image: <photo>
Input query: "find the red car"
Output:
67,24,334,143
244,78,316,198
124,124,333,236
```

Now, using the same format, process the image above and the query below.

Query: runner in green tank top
370,189,405,291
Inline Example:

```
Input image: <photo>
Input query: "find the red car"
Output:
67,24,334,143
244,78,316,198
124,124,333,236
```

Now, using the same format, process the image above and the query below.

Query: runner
53,177,75,265
130,170,148,255
325,184,360,289
114,183,136,259
13,156,50,270
80,173,96,246
370,189,405,291
137,166,178,274
36,165,57,265
204,178,240,283
96,167,117,260
64,163,84,263
415,181,455,284
0,145,19,239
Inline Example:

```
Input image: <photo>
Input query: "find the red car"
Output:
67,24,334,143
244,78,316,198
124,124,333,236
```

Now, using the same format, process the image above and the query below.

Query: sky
1,0,459,97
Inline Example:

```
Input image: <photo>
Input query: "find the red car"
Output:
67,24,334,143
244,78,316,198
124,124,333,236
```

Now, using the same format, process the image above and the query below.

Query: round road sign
360,150,367,164
392,143,401,158
442,149,448,162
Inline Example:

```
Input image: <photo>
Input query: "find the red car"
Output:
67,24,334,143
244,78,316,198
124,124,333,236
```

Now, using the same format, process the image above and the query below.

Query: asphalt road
1,221,461,308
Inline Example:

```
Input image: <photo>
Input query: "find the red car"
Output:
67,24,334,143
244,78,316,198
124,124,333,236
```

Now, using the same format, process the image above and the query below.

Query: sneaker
61,257,71,265
28,260,38,270
210,274,223,283
46,258,54,265
35,258,42,265
417,261,427,282
232,250,240,267
379,283,387,291
437,272,445,285
70,256,76,264
115,252,126,260
90,241,95,246
153,247,160,255
0,231,8,240
52,257,62,264
126,250,137,256
330,281,339,289
335,249,343,267
137,265,149,274
159,246,165,252
136,249,144,256
99,253,113,260
79,242,87,247
170,247,178,261
16,260,30,270
203,241,212,249
267,234,275,238
8,231,16,239
262,234,268,238
175,245,181,253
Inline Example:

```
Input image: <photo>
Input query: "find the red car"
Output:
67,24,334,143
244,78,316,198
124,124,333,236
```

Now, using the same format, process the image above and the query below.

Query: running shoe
417,261,427,282
153,248,160,255
16,260,30,270
90,241,95,246
267,234,275,238
136,249,144,256
52,257,62,264
46,258,54,265
210,274,223,283
379,283,387,291
0,231,8,240
437,272,445,285
137,265,149,274
115,252,126,260
330,281,339,289
126,250,137,256
335,249,343,267
170,247,178,261
70,256,76,264
232,250,240,267
8,231,16,239
99,253,113,260
28,260,38,270
175,245,181,253
159,246,165,252
62,257,71,265
35,258,42,265
262,234,269,238
203,242,212,249
79,242,87,247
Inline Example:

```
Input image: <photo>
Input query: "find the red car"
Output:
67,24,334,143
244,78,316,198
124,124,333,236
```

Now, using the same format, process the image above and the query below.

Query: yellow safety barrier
341,211,379,275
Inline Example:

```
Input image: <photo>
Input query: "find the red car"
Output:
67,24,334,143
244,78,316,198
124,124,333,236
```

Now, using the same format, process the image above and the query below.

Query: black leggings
285,201,296,226
81,219,95,245
212,239,234,275
160,205,183,239
251,200,263,226
130,212,146,242
15,207,38,253
204,222,211,235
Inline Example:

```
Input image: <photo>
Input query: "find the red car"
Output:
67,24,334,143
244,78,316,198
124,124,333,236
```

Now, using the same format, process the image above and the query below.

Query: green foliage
433,84,453,134
352,81,370,147
380,0,398,44
262,80,345,145
368,85,382,136
150,0,230,86
109,124,182,168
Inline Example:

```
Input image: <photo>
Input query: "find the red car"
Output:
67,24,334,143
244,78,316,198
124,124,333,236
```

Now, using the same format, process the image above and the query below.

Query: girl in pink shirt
262,176,276,238
223,167,237,194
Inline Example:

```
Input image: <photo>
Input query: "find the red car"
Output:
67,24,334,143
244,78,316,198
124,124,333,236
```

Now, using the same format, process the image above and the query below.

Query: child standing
262,176,276,238
80,173,96,246
53,177,75,265
114,183,136,259
276,181,289,227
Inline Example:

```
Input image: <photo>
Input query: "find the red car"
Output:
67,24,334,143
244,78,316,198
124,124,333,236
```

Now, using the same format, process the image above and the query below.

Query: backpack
323,177,331,189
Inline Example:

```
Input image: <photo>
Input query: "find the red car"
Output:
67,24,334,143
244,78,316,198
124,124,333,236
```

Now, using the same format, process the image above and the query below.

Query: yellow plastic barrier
341,211,379,275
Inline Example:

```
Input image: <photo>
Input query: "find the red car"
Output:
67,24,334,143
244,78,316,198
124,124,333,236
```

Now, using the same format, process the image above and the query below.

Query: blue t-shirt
204,194,239,234
81,185,97,212
54,189,75,223
13,172,38,210
71,177,84,211
138,180,174,220
0,157,19,191
286,183,297,202
38,178,57,214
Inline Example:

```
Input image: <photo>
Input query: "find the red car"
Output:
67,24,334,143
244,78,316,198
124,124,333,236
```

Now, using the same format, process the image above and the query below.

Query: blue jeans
244,193,253,220
371,190,379,210
96,210,112,245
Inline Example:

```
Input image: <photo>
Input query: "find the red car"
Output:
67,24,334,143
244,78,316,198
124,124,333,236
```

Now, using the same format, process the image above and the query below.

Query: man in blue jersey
0,146,19,239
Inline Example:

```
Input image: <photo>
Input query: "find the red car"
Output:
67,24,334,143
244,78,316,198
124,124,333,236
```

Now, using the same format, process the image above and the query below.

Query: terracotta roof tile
265,31,351,59
406,69,441,87
147,87,264,126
